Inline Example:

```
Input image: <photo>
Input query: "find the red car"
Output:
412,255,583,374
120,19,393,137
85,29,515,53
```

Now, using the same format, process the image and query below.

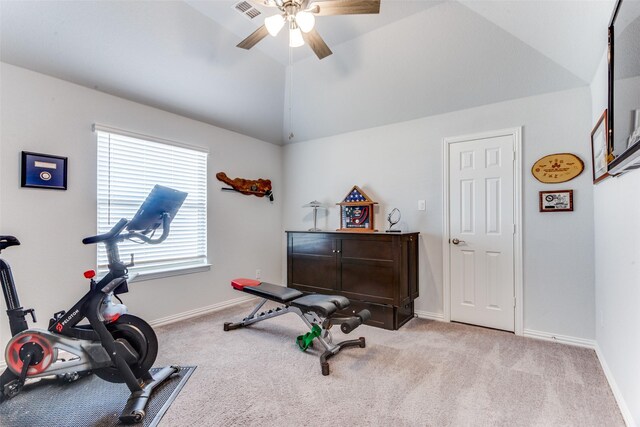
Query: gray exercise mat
0,366,195,427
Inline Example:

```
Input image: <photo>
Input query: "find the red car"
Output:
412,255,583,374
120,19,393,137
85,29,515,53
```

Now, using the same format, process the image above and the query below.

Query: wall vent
234,1,262,21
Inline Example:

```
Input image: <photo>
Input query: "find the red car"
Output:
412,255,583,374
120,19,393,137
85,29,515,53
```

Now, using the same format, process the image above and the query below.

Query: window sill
129,264,211,282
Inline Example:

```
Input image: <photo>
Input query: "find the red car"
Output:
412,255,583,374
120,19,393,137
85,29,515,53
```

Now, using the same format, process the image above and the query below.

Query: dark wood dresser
286,231,419,330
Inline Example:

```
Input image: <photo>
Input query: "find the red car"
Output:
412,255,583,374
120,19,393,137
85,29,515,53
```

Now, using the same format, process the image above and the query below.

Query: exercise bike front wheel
93,314,158,384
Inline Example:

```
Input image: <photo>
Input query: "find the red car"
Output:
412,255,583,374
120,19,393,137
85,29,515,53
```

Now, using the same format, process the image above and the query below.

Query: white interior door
448,134,515,331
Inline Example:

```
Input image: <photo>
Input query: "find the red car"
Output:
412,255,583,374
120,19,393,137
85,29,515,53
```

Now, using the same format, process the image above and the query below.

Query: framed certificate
539,190,573,212
21,151,68,190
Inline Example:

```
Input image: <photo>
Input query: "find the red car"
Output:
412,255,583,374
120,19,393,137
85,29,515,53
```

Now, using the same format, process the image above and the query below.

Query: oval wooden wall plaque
532,153,584,183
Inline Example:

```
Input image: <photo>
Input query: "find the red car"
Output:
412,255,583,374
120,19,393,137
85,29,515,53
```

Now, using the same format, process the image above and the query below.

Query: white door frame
442,127,524,335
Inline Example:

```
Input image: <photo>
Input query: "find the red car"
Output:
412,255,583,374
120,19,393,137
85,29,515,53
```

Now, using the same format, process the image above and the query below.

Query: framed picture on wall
21,151,68,190
539,190,573,212
590,110,610,184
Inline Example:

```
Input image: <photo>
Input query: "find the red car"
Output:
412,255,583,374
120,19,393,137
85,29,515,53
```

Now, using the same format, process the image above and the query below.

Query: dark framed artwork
590,110,610,184
539,190,573,212
21,151,68,190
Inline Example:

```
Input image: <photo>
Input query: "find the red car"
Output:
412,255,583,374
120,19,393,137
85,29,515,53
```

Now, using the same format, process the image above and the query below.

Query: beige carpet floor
154,300,624,426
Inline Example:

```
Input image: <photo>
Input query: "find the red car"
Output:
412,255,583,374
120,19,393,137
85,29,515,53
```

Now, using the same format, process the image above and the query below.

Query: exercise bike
0,184,187,424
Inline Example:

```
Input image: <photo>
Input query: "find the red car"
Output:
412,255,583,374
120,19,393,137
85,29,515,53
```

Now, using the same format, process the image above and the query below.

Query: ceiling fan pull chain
288,47,295,140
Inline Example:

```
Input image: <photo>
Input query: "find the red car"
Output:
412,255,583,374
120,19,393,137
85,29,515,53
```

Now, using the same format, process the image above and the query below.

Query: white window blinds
95,127,208,277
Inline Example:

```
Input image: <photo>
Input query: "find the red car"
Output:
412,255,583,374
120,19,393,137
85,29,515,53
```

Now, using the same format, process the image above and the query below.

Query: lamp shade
289,27,304,47
295,11,315,33
265,14,285,36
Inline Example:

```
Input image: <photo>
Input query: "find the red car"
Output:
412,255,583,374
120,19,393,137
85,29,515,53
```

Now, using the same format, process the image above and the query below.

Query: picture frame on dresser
336,185,378,232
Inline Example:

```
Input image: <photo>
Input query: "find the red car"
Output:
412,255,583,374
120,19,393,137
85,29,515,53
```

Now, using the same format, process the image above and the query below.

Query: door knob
451,238,465,245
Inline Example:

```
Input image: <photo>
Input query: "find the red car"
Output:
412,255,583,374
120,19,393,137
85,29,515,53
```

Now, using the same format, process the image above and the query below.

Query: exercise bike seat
232,279,303,304
291,294,350,317
0,235,20,251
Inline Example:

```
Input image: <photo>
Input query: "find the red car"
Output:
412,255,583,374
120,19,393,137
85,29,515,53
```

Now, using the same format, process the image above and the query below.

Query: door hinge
513,224,516,235
513,297,517,307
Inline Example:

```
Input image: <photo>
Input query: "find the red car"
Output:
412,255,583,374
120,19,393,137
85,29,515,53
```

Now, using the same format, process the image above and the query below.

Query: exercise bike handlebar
124,213,172,245
82,219,129,245
82,213,172,246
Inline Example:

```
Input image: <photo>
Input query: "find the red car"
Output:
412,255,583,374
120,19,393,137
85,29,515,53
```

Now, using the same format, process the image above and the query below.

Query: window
94,126,208,279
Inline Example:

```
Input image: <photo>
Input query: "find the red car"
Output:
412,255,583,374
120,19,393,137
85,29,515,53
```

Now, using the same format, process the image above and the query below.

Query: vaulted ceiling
0,1,615,144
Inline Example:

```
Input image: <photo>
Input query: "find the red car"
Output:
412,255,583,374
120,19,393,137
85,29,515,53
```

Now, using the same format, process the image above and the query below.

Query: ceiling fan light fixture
289,26,304,47
264,14,285,36
236,0,380,59
295,10,315,33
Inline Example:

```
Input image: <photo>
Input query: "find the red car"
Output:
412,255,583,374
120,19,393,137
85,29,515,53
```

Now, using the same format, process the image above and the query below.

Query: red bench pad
231,278,262,290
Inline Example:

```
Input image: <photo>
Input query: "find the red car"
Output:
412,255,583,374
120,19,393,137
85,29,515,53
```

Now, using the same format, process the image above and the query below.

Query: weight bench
224,279,370,375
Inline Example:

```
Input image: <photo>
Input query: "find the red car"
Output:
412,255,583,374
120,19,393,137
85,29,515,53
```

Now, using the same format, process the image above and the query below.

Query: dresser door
288,233,337,293
338,235,395,305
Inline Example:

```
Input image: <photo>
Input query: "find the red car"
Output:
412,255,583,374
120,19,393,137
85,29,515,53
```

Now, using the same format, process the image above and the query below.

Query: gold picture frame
590,110,610,184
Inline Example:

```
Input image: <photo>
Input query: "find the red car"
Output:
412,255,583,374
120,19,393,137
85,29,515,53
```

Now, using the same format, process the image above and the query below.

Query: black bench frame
224,279,369,376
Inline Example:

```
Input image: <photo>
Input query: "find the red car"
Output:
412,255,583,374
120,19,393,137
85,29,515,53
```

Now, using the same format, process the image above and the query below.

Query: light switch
418,200,426,211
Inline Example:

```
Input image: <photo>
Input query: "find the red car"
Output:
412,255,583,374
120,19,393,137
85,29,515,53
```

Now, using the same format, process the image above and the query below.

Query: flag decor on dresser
337,185,378,232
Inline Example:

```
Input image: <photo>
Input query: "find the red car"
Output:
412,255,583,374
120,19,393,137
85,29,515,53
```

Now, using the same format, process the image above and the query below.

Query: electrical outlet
418,200,426,211
255,269,261,279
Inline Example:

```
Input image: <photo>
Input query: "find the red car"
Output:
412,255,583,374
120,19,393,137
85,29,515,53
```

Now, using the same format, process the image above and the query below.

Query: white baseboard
594,343,637,427
522,328,596,349
149,295,255,328
414,310,445,321
417,320,598,351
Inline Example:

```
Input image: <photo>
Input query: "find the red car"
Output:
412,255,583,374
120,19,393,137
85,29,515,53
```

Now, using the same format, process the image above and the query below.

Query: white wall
284,1,585,143
0,63,283,362
283,87,595,339
591,51,640,426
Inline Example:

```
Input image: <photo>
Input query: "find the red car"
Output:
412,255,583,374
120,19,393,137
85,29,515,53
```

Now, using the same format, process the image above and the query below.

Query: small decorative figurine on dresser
337,185,377,232
386,208,401,232
302,200,323,231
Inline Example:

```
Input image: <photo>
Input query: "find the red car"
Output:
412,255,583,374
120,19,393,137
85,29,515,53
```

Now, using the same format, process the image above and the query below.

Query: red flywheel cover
6,333,55,376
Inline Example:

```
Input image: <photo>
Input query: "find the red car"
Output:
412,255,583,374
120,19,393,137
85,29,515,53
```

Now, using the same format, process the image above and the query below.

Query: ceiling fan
237,0,381,60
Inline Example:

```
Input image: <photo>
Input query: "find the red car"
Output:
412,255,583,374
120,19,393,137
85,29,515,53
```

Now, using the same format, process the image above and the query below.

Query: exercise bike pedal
2,379,23,399
2,352,33,401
